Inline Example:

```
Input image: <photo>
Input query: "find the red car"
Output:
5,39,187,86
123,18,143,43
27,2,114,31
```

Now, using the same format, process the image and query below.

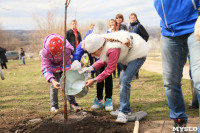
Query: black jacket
20,50,25,57
129,21,149,42
0,48,8,63
66,29,82,55
118,24,128,31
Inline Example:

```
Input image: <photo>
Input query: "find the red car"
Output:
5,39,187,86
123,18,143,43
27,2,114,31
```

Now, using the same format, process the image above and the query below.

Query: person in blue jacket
73,22,114,111
154,0,200,132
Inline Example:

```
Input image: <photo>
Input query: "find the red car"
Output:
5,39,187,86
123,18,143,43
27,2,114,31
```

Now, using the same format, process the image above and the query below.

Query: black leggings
1,63,7,69
96,66,113,100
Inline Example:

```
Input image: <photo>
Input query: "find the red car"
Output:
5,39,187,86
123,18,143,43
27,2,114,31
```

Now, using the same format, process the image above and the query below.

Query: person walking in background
67,20,82,55
115,14,128,78
41,34,81,113
128,13,149,79
154,0,200,132
0,47,8,69
20,48,25,65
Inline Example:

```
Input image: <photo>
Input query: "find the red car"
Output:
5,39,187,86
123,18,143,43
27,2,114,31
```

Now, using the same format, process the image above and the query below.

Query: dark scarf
130,20,140,26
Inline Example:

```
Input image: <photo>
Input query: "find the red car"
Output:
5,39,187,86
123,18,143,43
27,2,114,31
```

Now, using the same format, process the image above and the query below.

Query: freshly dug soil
25,110,135,133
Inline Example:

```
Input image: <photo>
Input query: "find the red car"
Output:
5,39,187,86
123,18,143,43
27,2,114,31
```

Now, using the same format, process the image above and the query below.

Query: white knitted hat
84,33,105,53
93,20,107,34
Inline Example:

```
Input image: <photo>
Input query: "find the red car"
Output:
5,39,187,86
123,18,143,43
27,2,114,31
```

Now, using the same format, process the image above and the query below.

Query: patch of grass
0,59,198,121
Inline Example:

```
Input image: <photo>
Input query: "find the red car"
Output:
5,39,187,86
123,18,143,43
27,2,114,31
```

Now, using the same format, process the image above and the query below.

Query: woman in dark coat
0,47,8,69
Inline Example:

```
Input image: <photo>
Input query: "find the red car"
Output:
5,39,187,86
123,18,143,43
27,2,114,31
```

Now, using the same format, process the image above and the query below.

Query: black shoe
172,118,187,133
188,103,199,109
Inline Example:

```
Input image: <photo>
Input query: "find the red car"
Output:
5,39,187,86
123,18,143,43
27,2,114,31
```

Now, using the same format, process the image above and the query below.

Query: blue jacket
73,30,110,61
154,0,200,37
72,30,93,61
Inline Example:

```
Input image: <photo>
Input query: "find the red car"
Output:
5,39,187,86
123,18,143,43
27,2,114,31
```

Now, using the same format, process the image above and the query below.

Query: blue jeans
161,33,200,127
22,56,25,64
118,57,146,114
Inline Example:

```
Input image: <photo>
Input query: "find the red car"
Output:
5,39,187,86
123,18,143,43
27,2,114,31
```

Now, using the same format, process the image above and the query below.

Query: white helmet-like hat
93,20,107,34
84,33,105,53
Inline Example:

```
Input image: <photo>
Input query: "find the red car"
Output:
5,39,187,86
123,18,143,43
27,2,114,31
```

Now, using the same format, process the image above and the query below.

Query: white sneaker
105,98,113,111
110,110,131,116
50,107,59,113
116,112,128,123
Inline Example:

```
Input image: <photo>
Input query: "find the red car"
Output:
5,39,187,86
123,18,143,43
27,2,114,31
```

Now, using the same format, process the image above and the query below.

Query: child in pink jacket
41,34,81,113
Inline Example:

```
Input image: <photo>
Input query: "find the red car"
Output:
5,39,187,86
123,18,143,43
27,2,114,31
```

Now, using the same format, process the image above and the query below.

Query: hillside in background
0,26,161,57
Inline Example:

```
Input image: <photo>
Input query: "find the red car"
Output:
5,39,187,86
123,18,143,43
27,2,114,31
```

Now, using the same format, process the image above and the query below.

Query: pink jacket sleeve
41,48,72,83
93,48,120,83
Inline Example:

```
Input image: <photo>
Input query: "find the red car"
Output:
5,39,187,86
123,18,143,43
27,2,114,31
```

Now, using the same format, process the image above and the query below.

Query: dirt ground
1,109,198,133
4,109,136,133
0,59,197,133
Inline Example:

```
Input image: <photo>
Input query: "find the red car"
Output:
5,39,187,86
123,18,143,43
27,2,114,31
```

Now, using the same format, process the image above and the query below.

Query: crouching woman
82,30,150,123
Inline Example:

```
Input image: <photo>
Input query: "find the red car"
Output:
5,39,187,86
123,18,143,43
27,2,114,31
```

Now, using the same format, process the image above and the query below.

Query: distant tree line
0,10,161,57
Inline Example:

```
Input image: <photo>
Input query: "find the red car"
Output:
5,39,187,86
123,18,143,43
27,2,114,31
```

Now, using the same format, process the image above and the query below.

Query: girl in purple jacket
41,34,81,113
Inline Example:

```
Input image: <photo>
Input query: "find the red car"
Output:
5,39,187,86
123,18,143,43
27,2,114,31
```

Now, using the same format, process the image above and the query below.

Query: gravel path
141,58,190,79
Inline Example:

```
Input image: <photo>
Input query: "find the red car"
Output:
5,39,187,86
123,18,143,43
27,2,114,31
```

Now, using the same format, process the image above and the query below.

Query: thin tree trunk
62,0,71,122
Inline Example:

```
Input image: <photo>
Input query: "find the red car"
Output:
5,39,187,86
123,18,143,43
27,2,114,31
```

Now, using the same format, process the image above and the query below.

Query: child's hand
52,80,61,89
85,79,95,87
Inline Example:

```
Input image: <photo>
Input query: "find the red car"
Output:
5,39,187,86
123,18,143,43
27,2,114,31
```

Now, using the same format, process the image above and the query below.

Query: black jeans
96,66,113,100
117,63,124,77
1,63,7,69
135,71,139,78
88,53,95,78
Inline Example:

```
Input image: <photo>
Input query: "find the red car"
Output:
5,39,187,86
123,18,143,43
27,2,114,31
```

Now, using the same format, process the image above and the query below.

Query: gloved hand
79,66,94,74
195,16,200,42
71,60,81,70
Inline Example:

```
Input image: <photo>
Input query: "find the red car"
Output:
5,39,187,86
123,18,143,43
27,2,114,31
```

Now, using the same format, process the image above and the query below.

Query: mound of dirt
21,110,135,133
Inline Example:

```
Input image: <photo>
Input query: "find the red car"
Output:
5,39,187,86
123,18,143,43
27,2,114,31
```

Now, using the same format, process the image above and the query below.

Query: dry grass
0,59,198,122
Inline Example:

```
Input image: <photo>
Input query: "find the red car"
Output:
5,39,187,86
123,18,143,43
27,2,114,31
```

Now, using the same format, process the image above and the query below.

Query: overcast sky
0,0,161,30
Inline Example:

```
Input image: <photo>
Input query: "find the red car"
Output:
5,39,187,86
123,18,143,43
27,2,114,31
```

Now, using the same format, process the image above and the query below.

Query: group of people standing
40,0,200,132
40,12,149,113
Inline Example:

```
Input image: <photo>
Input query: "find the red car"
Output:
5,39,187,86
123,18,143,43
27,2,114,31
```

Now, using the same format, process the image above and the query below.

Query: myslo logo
173,127,198,132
